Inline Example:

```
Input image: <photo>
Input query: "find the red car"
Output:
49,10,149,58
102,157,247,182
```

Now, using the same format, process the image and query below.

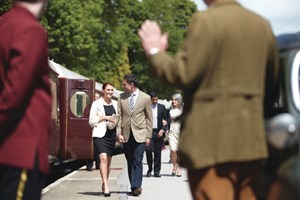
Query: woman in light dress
167,93,183,177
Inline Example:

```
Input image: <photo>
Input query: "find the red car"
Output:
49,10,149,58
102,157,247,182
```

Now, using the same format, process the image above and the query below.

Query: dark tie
129,94,135,113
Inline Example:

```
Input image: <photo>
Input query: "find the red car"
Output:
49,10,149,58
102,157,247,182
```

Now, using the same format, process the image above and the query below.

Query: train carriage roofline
49,60,89,80
48,60,122,100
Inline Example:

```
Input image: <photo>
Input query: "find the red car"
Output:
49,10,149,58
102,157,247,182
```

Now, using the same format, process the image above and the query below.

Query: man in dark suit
145,91,168,177
117,74,152,196
0,0,51,199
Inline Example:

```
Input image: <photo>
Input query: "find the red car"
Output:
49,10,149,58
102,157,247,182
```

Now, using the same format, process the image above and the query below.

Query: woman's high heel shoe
104,192,111,197
103,188,111,197
171,168,177,176
103,184,111,197
177,169,182,177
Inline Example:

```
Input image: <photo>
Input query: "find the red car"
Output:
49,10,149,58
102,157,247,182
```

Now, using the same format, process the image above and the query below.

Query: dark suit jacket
153,103,168,139
0,5,52,174
149,0,279,169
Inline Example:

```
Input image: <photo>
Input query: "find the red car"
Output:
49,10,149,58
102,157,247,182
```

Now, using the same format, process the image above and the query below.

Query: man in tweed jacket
138,0,279,199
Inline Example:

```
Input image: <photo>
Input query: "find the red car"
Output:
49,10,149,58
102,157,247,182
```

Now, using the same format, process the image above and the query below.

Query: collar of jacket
210,0,240,8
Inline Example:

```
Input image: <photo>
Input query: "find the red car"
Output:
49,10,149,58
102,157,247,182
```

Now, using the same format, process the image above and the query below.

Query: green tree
0,0,12,16
101,46,131,89
127,0,197,99
43,0,104,78
0,0,197,99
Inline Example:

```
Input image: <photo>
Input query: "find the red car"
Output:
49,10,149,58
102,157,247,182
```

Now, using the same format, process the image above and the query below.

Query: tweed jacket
0,5,52,174
149,0,279,169
89,97,118,138
117,90,152,143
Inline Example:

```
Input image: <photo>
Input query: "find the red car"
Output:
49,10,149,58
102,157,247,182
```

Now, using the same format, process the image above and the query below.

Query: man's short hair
123,74,139,87
149,91,158,98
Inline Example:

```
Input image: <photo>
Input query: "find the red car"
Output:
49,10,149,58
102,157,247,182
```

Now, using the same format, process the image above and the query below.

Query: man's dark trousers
146,129,164,175
124,132,145,191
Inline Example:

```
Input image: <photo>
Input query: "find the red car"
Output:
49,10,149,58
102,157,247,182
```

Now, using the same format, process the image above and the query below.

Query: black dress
93,105,116,157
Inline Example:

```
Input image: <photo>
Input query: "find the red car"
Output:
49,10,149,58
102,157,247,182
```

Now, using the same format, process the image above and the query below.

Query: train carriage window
70,91,90,117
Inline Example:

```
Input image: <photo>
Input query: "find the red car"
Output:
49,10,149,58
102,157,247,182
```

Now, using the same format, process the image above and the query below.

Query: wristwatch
149,47,160,55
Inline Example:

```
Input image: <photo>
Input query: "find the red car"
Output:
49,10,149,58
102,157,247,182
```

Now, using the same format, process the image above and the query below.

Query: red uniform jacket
0,4,52,174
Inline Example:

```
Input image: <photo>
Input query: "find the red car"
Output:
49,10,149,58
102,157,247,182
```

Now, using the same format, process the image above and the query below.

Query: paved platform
42,146,193,200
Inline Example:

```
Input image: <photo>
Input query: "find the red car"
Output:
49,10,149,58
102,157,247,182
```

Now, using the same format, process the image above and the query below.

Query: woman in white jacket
89,83,118,197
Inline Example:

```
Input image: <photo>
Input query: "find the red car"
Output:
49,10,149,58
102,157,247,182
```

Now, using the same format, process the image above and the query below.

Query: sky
193,0,300,36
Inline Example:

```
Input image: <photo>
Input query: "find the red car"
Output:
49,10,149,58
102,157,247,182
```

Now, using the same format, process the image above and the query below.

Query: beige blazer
89,97,118,138
117,90,153,143
149,0,279,169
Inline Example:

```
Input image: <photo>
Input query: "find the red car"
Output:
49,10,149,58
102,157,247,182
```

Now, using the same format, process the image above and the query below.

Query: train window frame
70,91,90,118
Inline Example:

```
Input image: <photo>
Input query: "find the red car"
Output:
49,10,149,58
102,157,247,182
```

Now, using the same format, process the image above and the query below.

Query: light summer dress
168,108,182,151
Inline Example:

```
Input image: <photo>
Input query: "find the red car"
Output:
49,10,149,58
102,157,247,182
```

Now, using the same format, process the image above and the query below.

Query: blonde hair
171,93,183,109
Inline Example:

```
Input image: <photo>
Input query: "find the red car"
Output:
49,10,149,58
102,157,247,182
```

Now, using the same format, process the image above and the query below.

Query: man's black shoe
132,187,142,196
86,160,93,171
86,167,92,171
128,187,142,196
154,174,161,178
146,170,151,177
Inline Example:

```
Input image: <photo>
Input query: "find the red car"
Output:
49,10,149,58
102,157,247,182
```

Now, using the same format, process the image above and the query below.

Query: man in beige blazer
138,0,279,199
117,74,152,196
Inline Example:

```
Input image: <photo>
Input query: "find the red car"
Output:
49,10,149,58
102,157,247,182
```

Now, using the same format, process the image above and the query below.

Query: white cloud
193,0,300,36
238,0,300,35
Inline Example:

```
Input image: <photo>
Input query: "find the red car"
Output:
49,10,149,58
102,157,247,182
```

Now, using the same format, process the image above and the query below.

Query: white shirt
152,103,158,129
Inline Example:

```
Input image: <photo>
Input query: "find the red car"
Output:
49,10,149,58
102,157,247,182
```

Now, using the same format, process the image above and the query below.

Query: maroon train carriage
48,60,95,164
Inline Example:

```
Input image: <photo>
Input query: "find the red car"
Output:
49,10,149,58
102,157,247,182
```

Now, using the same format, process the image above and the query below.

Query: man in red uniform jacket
0,0,51,199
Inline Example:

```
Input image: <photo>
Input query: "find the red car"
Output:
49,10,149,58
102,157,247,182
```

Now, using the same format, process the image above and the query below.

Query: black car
266,31,300,199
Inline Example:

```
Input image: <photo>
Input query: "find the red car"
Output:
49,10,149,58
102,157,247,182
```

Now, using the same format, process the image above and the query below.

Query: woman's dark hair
123,74,139,86
102,82,114,90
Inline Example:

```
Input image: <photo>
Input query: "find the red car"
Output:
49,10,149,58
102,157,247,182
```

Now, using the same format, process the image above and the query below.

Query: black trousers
0,158,46,200
145,129,164,175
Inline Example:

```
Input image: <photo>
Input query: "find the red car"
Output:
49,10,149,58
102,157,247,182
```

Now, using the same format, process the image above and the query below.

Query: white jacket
89,97,118,138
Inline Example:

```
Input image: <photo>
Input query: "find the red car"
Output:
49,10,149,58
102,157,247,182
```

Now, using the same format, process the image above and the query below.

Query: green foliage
42,0,104,77
0,0,12,16
101,46,131,89
0,0,197,99
127,0,197,99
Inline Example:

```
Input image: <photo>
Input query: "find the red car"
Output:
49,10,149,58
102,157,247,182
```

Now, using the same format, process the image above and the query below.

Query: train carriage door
49,70,60,159
59,78,95,159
